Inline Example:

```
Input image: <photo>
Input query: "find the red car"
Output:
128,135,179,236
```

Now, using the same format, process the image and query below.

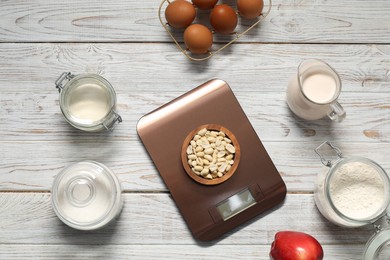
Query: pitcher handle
327,101,346,122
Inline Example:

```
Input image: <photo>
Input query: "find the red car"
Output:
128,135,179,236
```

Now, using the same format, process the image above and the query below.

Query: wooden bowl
181,124,240,185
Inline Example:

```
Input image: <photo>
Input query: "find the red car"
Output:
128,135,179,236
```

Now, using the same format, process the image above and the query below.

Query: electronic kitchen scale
137,79,286,241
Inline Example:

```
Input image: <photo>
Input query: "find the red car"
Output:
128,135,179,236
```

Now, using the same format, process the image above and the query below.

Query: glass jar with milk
286,59,346,122
51,161,123,230
55,72,122,132
314,141,390,259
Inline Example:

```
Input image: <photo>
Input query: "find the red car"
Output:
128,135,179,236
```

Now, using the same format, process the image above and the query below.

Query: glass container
286,59,345,121
51,161,123,230
314,141,390,260
314,141,390,227
364,226,390,259
55,72,122,132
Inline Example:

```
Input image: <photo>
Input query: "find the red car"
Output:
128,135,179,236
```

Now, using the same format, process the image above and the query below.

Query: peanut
186,128,236,180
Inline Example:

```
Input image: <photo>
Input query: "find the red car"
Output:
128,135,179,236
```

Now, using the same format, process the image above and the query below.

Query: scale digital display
217,189,256,221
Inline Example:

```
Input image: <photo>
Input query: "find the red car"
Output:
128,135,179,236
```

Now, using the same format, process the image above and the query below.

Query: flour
329,161,386,220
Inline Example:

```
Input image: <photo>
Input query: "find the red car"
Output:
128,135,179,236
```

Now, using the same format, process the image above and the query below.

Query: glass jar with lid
314,141,390,259
51,161,123,230
363,226,390,259
55,72,122,132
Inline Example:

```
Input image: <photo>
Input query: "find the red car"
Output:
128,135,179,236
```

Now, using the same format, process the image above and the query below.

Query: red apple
270,231,324,260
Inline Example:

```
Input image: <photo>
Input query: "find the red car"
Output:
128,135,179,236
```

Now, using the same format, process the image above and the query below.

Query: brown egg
209,4,237,34
184,24,213,54
237,0,264,19
192,0,218,10
165,0,196,29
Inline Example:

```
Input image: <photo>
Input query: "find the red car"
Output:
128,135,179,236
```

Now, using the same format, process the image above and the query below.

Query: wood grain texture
0,91,389,142
0,43,389,93
0,0,389,43
0,244,366,259
0,192,374,247
0,45,388,192
1,141,390,191
1,0,389,256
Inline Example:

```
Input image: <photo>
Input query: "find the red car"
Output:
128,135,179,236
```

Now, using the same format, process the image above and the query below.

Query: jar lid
51,161,123,230
363,227,390,259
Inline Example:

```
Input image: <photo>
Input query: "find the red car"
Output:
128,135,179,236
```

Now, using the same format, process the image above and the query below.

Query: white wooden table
0,0,389,259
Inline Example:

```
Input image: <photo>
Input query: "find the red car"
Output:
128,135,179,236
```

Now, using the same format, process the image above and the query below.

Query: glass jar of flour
314,141,390,259
314,141,390,227
55,72,122,132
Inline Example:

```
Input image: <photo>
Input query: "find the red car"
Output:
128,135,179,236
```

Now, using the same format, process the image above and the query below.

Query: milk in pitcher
286,59,345,121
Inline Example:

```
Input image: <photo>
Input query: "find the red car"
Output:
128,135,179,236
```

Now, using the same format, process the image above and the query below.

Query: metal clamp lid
102,111,122,131
363,219,390,260
315,141,343,167
55,72,74,93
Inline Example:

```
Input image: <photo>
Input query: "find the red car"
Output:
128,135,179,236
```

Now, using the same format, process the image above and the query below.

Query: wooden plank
0,0,389,43
0,43,389,93
1,91,389,142
0,192,374,246
0,0,387,257
0,244,365,259
1,140,390,191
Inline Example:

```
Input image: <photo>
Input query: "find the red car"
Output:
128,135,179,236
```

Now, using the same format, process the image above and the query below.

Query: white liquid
58,174,114,224
329,162,386,220
287,69,339,120
302,73,337,103
53,162,123,229
67,83,111,123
